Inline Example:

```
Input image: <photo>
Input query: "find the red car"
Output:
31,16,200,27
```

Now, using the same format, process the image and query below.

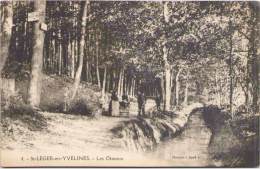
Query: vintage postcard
0,0,259,167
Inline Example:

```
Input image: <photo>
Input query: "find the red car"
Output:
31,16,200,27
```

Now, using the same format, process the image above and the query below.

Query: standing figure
121,92,129,109
156,95,161,111
137,91,146,116
141,92,146,116
110,90,120,116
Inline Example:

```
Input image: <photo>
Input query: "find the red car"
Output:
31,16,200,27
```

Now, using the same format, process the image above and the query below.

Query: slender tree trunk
52,38,55,73
111,70,115,90
121,69,125,95
68,37,71,76
102,66,107,98
85,28,90,82
129,78,132,97
120,69,124,97
96,29,101,88
118,69,122,96
28,1,46,108
245,50,250,106
58,33,62,75
184,71,189,105
229,23,233,118
106,70,110,92
117,68,124,98
0,2,13,75
71,39,75,78
175,67,182,107
163,2,171,111
161,76,165,107
71,0,89,100
132,78,136,97
170,71,175,105
129,78,133,97
251,49,259,113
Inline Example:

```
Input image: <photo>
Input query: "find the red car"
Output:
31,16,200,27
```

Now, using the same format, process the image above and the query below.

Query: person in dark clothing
141,92,146,115
122,93,128,102
111,90,118,101
137,91,142,116
109,90,119,116
137,91,146,116
156,95,161,111
121,92,129,109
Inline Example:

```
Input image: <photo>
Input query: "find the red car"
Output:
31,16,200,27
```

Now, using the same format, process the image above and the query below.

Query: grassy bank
201,105,259,167
111,103,203,152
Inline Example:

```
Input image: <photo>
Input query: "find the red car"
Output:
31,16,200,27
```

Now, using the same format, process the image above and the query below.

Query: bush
38,75,101,115
68,97,100,115
1,93,47,132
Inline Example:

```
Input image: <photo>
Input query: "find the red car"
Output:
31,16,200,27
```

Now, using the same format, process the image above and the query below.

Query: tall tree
0,2,13,75
249,2,259,113
71,0,89,100
28,1,46,108
163,2,171,111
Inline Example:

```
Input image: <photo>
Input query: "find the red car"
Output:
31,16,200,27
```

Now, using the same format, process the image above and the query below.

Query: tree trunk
121,69,125,95
129,78,133,97
106,70,110,92
85,28,90,82
51,38,55,73
184,71,189,105
245,50,250,106
132,78,136,97
161,76,165,108
58,34,62,75
118,69,122,97
0,2,13,75
170,71,175,105
28,1,46,108
117,68,124,98
163,2,171,111
251,48,259,113
175,67,182,107
96,29,101,88
102,66,107,98
71,0,89,100
71,39,75,78
229,22,233,118
249,3,259,113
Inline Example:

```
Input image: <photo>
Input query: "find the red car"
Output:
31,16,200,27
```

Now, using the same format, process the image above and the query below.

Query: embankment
111,103,203,152
201,105,259,167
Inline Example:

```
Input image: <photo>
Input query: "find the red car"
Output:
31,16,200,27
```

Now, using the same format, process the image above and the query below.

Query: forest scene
0,1,259,167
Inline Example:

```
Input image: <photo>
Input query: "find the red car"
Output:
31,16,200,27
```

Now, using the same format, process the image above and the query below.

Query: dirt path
150,109,221,167
2,99,156,154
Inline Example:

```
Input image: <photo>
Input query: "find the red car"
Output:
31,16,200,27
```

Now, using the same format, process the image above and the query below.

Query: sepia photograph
0,0,259,167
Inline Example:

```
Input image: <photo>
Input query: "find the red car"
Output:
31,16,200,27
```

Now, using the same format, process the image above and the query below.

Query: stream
150,109,222,167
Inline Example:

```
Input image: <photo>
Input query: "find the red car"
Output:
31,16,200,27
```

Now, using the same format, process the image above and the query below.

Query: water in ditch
150,109,222,167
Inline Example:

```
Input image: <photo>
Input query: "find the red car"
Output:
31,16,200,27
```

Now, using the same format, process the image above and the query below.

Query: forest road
150,109,221,167
2,99,156,155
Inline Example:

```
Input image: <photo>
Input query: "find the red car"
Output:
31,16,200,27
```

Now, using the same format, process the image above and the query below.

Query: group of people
108,90,161,117
109,90,129,116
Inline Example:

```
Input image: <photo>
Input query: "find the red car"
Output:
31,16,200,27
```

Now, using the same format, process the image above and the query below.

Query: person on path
137,91,146,116
109,90,119,116
121,92,129,109
156,95,161,111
